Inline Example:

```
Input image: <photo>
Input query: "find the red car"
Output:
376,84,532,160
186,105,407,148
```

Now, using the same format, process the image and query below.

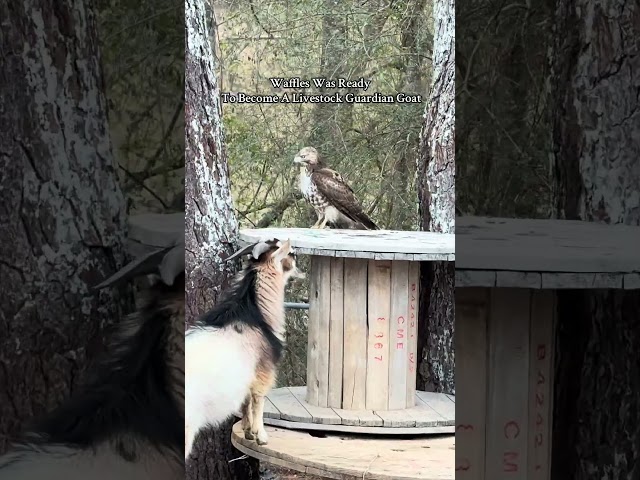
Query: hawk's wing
312,168,378,229
323,168,354,193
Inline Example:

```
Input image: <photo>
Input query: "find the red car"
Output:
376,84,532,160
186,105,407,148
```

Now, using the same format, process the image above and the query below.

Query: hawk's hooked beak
293,155,305,164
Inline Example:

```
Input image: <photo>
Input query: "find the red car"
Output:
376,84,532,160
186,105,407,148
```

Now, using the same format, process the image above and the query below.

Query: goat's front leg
241,395,255,440
251,394,268,445
250,369,276,445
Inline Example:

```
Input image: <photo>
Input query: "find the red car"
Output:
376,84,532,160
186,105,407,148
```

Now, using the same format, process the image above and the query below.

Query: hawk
293,147,379,230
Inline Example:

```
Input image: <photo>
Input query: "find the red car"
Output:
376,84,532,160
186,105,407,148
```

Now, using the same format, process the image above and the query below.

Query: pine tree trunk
0,0,130,454
551,2,640,478
417,0,455,394
185,0,259,478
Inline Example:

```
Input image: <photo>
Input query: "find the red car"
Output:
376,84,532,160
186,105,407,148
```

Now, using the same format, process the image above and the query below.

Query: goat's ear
272,239,292,261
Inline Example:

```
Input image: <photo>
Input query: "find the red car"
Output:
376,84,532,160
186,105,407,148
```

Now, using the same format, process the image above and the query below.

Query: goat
185,238,301,459
0,245,185,480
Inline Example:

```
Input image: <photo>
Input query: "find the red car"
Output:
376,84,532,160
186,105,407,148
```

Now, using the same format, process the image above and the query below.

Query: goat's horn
158,242,185,285
225,243,257,262
92,245,172,290
251,241,273,259
225,238,280,262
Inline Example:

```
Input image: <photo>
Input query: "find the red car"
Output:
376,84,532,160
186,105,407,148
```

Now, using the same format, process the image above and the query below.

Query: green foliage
217,0,433,230
456,1,554,218
216,0,435,389
98,0,184,214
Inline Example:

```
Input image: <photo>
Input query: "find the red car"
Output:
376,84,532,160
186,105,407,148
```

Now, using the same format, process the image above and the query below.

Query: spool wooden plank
289,387,341,425
331,408,362,426
375,409,416,427
240,228,456,258
231,422,455,480
389,261,410,410
264,387,452,431
624,273,640,289
392,253,415,261
344,409,384,427
261,416,452,435
374,252,397,260
317,257,332,407
414,253,456,261
456,216,640,274
541,272,622,289
269,387,312,423
406,262,420,407
405,402,446,427
496,272,542,289
330,408,384,427
455,288,488,479
486,289,530,480
416,391,455,425
366,260,392,410
528,291,555,479
307,256,331,406
342,258,368,410
328,257,345,408
306,256,320,405
456,270,496,287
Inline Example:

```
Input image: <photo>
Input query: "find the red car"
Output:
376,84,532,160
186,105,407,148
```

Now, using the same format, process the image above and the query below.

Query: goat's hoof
256,430,269,445
244,430,255,440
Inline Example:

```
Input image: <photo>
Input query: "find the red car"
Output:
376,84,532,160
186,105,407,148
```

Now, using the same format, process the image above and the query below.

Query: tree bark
185,0,259,478
0,0,130,454
550,2,640,479
417,0,455,394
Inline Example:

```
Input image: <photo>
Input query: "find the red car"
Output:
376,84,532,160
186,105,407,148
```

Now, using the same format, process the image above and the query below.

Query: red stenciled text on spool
504,420,520,439
456,425,475,473
533,342,548,471
373,317,386,361
396,316,405,350
456,458,471,472
503,452,519,473
409,283,417,339
396,316,405,349
502,421,521,472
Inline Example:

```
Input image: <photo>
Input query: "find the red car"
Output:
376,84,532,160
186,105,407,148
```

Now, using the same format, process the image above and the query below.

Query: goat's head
226,238,304,282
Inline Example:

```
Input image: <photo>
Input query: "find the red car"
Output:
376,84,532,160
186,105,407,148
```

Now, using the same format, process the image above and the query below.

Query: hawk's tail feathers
357,215,379,230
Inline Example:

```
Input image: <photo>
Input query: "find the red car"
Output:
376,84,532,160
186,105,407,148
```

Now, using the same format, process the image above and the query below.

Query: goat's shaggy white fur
185,239,300,459
0,276,184,480
185,328,263,454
